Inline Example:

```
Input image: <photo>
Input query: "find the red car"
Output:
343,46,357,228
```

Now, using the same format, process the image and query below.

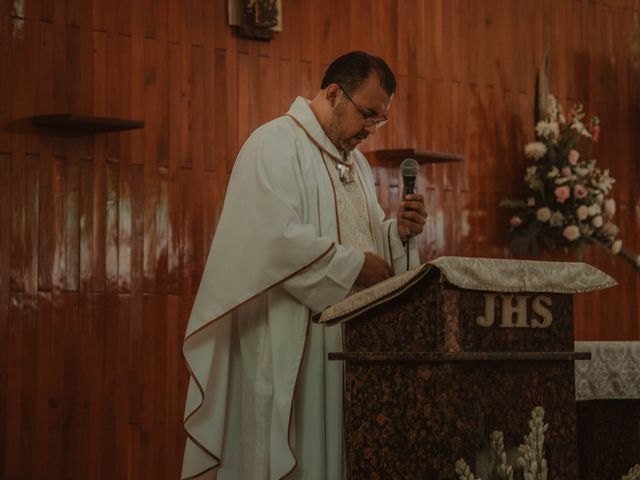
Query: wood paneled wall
1,0,640,478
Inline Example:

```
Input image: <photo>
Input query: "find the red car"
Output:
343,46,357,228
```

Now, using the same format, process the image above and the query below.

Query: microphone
399,158,419,270
400,158,419,197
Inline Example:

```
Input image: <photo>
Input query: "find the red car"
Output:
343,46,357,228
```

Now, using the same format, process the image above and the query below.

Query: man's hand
355,252,393,287
397,193,427,241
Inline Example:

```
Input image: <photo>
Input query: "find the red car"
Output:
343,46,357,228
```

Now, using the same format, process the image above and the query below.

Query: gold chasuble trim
286,113,343,244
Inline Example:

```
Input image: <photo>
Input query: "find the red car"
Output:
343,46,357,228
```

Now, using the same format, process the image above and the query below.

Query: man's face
326,74,393,153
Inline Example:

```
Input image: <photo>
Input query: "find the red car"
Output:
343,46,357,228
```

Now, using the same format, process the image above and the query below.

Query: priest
181,51,427,480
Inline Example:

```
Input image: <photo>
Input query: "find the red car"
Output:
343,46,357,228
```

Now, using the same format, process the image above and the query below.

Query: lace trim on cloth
429,256,617,294
316,256,617,324
575,341,640,400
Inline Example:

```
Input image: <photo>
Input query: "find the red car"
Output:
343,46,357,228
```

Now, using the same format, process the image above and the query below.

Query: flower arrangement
455,406,547,480
501,94,640,272
624,464,640,480
455,406,639,480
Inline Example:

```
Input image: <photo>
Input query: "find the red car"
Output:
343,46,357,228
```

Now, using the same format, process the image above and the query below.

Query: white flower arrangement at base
501,93,640,274
623,464,640,480
517,406,548,480
454,406,639,480
455,406,544,480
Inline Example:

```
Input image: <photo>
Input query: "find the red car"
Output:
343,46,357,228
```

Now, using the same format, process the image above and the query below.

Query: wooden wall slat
155,167,169,293
0,6,11,153
214,48,227,171
168,42,182,169
79,159,94,290
141,293,156,477
130,23,145,167
61,292,79,429
115,293,131,479
178,42,193,169
91,142,106,292
105,161,119,291
143,37,169,169
9,148,26,292
19,19,41,156
191,45,205,171
0,158,9,472
86,293,106,479
48,292,65,428
33,292,52,479
167,167,180,294
64,154,80,291
118,159,132,292
202,39,216,172
4,293,23,479
142,165,157,292
131,164,145,293
66,24,93,116
165,294,183,480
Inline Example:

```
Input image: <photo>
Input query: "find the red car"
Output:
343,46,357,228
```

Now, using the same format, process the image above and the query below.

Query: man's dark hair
320,51,396,96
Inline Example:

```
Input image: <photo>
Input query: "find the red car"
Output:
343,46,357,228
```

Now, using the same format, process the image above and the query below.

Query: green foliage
499,199,527,210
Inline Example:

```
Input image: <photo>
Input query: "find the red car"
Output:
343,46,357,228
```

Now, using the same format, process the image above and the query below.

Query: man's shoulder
248,115,298,144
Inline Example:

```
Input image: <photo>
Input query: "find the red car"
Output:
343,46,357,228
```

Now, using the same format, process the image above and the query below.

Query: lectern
320,257,616,479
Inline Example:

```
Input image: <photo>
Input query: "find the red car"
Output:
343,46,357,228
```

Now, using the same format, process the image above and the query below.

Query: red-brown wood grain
2,1,640,479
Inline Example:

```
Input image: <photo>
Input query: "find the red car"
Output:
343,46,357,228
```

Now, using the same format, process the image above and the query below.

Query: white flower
576,205,589,220
535,120,560,139
575,165,592,176
592,215,604,228
587,205,600,216
536,207,552,222
604,198,616,216
636,256,640,268
525,166,543,191
524,142,548,160
598,169,616,193
611,240,622,255
579,223,593,236
547,167,559,178
571,117,592,138
563,225,580,241
546,94,559,119
549,211,565,227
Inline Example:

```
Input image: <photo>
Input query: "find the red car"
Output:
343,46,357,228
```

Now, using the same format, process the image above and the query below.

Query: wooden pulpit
320,257,616,479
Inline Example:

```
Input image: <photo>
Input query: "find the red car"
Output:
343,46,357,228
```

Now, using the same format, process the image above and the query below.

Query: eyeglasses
339,85,389,129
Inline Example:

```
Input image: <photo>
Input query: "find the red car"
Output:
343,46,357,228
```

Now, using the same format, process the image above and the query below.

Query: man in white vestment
181,51,427,480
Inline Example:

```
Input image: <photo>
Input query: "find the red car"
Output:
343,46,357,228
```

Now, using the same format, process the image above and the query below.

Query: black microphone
400,158,419,197
399,158,419,270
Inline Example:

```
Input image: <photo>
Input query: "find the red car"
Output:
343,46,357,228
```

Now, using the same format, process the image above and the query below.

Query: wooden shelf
365,148,463,164
33,114,144,133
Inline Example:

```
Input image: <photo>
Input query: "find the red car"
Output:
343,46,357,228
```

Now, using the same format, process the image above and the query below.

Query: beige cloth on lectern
181,97,419,480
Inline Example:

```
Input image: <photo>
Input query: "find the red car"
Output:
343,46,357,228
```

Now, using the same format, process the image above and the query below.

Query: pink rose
573,184,588,199
554,186,570,203
568,149,580,165
527,197,535,207
510,216,522,227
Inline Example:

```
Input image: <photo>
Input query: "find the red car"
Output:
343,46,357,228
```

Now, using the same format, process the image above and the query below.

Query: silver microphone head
400,158,419,178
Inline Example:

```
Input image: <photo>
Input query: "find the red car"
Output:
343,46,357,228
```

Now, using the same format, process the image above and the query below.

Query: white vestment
181,97,420,480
